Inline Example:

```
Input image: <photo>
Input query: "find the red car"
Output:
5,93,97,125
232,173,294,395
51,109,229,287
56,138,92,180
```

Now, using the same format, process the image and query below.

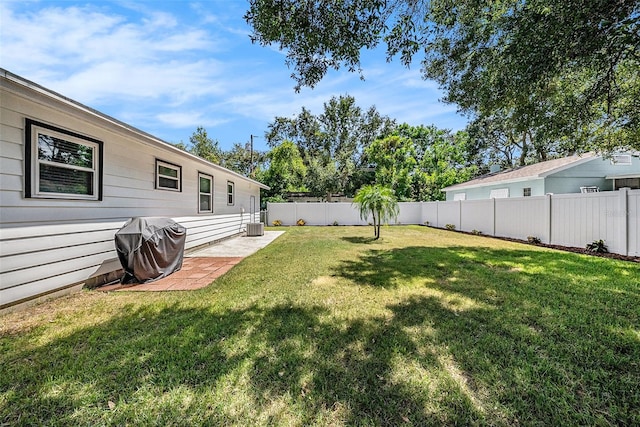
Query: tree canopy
189,126,223,163
245,0,640,152
266,94,395,199
366,124,477,201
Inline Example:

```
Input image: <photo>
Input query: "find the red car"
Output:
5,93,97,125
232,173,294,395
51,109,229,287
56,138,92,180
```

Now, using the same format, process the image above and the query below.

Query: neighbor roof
442,153,598,192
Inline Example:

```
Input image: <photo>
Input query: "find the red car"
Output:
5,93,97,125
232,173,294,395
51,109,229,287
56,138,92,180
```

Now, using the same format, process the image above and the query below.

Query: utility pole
250,134,259,177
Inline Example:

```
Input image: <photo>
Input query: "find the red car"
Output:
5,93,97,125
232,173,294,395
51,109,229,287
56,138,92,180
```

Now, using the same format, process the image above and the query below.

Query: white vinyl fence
267,188,639,256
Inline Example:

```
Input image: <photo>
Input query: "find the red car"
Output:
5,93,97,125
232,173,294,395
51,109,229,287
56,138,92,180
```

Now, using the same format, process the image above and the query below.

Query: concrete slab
186,230,285,258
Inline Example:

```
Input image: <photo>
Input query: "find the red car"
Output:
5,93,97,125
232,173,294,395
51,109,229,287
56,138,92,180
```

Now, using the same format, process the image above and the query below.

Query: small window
156,159,181,191
198,173,213,213
611,154,632,165
227,181,235,205
523,188,531,197
453,193,466,201
25,119,103,200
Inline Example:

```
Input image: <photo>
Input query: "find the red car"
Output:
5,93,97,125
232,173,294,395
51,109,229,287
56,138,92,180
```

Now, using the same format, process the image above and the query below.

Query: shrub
527,236,541,244
471,229,482,235
272,219,282,226
296,219,306,226
586,239,608,253
445,224,456,231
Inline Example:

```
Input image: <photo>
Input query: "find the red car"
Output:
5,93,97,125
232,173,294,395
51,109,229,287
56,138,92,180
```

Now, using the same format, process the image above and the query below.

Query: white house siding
546,156,639,194
0,72,264,309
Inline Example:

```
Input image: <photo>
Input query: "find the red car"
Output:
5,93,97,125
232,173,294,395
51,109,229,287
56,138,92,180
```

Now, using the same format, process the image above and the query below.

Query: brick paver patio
97,257,243,292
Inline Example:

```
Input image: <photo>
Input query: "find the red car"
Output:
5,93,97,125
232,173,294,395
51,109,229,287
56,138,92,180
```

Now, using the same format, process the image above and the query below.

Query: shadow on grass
1,244,638,425
340,236,378,244
1,300,489,426
334,245,640,425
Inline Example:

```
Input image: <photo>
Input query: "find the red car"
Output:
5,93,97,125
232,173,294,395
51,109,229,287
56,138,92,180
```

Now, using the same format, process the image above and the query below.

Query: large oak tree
245,0,640,152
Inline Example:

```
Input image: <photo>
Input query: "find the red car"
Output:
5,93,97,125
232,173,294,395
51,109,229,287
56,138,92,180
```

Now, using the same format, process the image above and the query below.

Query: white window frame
453,193,466,201
26,119,102,200
156,159,182,191
198,172,213,213
227,180,235,205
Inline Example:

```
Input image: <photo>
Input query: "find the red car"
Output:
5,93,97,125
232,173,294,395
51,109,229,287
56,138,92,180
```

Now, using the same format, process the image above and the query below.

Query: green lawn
1,226,638,426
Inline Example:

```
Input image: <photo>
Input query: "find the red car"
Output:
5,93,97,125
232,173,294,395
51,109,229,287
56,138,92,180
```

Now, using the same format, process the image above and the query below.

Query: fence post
619,188,629,256
492,197,496,236
545,194,552,244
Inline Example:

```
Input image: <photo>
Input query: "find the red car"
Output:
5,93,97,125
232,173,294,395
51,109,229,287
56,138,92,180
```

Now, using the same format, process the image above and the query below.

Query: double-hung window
227,181,235,205
156,159,181,191
25,119,103,200
199,173,213,213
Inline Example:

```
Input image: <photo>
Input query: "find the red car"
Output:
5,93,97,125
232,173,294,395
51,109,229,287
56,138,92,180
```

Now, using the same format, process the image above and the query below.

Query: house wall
1,74,263,309
446,179,545,201
545,156,639,194
446,156,640,200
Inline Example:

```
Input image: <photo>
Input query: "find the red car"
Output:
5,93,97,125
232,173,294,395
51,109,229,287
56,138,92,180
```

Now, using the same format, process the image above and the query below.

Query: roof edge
1,68,269,190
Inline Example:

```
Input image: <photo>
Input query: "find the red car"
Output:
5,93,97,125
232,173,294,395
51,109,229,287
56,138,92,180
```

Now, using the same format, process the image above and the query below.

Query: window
453,193,466,201
614,178,640,190
156,159,181,191
523,187,531,197
25,119,103,200
227,181,235,205
198,173,213,213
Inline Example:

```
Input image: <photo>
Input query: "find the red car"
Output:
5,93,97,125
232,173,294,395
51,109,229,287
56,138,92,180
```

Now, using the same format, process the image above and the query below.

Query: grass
1,225,638,426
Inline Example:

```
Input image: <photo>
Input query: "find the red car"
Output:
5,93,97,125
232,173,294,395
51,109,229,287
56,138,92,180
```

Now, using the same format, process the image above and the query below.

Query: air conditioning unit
246,223,264,236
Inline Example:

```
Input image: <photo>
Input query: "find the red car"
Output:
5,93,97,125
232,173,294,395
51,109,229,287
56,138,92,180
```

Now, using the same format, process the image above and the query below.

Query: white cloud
0,0,468,148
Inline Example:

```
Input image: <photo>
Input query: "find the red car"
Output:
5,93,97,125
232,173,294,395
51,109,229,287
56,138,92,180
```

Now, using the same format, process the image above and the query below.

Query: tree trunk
519,131,528,166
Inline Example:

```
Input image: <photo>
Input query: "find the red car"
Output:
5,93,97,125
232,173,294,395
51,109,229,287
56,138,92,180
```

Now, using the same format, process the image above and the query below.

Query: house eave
442,176,545,192
605,173,640,180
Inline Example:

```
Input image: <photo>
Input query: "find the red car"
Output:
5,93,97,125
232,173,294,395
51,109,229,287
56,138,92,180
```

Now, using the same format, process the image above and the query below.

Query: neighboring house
443,153,640,201
0,69,268,310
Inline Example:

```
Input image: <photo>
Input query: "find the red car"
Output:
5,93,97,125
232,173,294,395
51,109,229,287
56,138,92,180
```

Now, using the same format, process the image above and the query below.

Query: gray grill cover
115,217,187,284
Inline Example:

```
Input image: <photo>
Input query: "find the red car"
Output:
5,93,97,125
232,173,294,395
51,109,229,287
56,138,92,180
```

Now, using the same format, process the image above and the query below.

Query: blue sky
1,0,468,152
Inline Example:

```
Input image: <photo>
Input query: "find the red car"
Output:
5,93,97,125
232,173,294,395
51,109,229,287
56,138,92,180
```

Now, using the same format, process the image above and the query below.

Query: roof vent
611,154,632,165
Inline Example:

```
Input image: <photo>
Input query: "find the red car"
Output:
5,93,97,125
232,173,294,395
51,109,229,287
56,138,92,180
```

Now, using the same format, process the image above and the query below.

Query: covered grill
115,217,186,284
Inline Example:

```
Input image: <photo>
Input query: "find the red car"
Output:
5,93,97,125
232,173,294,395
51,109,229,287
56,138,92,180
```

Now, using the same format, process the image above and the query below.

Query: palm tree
353,184,399,239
